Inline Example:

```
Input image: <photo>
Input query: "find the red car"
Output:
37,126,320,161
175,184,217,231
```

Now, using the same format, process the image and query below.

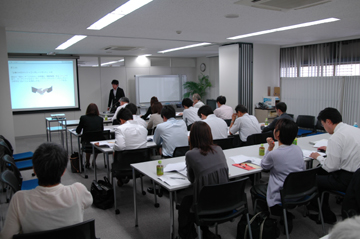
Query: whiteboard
135,75,186,105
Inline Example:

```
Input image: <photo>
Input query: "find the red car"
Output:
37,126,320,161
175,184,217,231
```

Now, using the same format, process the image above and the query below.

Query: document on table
147,136,154,142
311,139,328,148
97,141,115,148
230,155,262,166
158,175,190,186
302,150,326,158
164,162,187,177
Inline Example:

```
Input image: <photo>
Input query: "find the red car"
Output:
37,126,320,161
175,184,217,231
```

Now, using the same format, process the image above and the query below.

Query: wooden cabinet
255,108,277,123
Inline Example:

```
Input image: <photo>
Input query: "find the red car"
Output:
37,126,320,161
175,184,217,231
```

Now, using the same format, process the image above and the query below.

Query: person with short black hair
112,97,130,123
76,103,104,168
198,105,228,140
251,119,304,234
1,143,92,239
309,107,360,224
214,95,233,119
178,121,229,239
181,98,201,126
125,103,147,128
147,102,163,130
192,93,204,108
108,79,125,111
154,105,188,157
229,104,261,146
262,102,293,133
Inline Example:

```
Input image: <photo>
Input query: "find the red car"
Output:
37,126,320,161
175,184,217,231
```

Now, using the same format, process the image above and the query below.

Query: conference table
130,133,331,239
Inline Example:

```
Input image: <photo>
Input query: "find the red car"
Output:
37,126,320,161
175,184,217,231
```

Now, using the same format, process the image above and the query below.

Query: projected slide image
8,60,78,111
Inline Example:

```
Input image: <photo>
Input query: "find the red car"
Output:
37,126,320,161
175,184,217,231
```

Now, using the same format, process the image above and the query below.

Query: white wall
12,56,196,137
195,57,219,103
0,27,16,150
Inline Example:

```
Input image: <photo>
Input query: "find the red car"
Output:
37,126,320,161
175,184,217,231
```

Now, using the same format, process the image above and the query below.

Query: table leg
45,119,49,142
93,144,97,181
70,132,73,153
106,152,110,179
169,191,174,239
133,168,138,227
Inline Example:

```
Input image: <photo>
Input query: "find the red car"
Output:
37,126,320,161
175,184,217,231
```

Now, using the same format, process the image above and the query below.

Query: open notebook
230,155,262,166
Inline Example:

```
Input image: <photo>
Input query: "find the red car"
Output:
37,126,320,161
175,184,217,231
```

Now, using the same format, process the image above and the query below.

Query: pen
170,177,186,180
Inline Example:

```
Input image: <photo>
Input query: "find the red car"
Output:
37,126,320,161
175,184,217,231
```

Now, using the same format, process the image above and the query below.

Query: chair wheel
142,191,146,195
115,209,120,214
154,203,160,208
85,175,88,179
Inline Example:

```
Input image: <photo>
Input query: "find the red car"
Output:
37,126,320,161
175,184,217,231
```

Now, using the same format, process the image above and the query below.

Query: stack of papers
230,155,262,166
97,141,115,148
158,175,190,186
310,139,328,147
164,162,187,177
302,150,326,158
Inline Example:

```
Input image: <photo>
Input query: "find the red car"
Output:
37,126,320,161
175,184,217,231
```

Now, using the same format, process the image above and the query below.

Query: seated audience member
262,102,293,133
125,103,147,128
251,119,304,234
76,103,103,168
112,97,129,123
141,96,158,120
198,105,228,140
229,104,261,146
147,102,163,130
192,93,205,108
329,215,360,239
0,143,92,239
213,95,233,120
178,121,229,239
309,107,360,224
182,98,201,127
153,105,188,158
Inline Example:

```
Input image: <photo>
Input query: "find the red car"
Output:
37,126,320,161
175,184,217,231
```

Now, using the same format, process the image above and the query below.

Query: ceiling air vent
234,0,331,11
103,46,141,51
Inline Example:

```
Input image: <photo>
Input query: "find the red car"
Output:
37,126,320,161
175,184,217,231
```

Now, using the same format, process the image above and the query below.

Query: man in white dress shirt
112,97,129,123
198,105,228,140
192,93,205,108
182,98,201,127
229,104,261,146
125,103,148,129
214,95,233,120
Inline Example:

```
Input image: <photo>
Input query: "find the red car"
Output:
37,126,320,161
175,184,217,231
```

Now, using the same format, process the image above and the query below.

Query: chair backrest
224,119,232,127
112,148,150,176
1,154,23,184
0,139,13,158
213,138,233,150
173,146,190,157
12,219,97,239
296,115,315,129
81,130,110,143
206,99,217,111
245,131,274,146
280,167,319,208
0,136,14,155
195,177,249,217
315,120,325,131
0,169,21,193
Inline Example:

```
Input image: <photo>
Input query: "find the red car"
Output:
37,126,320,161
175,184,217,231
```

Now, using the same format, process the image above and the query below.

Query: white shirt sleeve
230,118,241,135
114,127,126,151
1,193,21,239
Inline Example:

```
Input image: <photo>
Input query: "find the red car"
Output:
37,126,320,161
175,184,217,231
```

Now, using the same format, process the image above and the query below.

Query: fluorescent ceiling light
101,59,124,66
55,35,87,50
87,0,153,30
158,43,211,54
138,54,152,57
227,18,340,40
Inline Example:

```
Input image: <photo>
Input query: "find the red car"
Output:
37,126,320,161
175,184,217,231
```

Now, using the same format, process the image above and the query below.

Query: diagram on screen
31,86,53,95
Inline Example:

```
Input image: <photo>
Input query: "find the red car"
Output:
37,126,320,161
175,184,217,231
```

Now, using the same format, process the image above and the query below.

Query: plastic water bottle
265,118,269,126
354,122,358,128
156,160,163,176
259,144,265,156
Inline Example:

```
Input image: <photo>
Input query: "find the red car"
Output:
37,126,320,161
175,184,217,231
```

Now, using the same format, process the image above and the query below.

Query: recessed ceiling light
138,54,152,57
227,17,340,40
158,43,211,54
55,35,87,50
87,0,153,30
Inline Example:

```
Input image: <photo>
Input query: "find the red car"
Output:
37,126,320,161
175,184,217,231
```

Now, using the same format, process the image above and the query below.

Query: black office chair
0,136,33,161
0,140,33,172
224,119,232,127
0,170,20,202
173,146,190,157
112,148,150,214
194,178,253,239
296,115,316,137
213,138,234,150
206,99,217,111
307,120,326,136
280,167,325,239
12,219,98,239
245,131,274,146
342,168,360,219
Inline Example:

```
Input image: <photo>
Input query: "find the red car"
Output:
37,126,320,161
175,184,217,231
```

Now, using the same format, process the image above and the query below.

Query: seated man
198,105,228,140
192,93,205,108
182,98,201,127
213,95,233,120
1,143,93,239
153,105,188,158
310,107,360,224
125,103,148,129
262,102,293,133
112,97,129,123
229,104,261,146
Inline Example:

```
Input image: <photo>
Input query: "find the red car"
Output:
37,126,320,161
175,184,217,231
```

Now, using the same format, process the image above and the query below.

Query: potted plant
183,74,212,99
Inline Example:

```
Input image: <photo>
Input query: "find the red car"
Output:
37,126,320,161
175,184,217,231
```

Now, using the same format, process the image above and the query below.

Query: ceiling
1,0,360,58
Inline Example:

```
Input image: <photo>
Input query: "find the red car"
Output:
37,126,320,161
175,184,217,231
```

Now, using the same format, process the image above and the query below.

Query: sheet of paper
230,155,262,166
158,175,190,186
164,162,186,173
97,141,115,148
313,139,328,148
302,150,326,158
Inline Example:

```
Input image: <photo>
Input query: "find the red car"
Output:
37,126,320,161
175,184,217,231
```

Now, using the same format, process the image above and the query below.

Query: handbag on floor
91,177,114,210
237,211,279,239
70,152,80,173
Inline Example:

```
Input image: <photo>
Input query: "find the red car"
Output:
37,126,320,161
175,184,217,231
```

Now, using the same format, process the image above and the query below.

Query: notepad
230,155,262,166
311,139,328,148
158,175,190,186
164,162,187,177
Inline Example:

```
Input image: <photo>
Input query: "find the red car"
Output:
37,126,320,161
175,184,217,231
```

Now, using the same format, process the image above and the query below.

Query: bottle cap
158,160,162,164
261,144,264,146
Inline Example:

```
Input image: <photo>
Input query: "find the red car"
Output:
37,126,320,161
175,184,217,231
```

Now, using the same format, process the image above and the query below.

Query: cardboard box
274,87,280,98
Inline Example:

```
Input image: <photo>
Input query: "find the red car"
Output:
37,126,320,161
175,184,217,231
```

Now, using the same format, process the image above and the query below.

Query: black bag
237,211,280,239
91,177,114,210
70,152,80,173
